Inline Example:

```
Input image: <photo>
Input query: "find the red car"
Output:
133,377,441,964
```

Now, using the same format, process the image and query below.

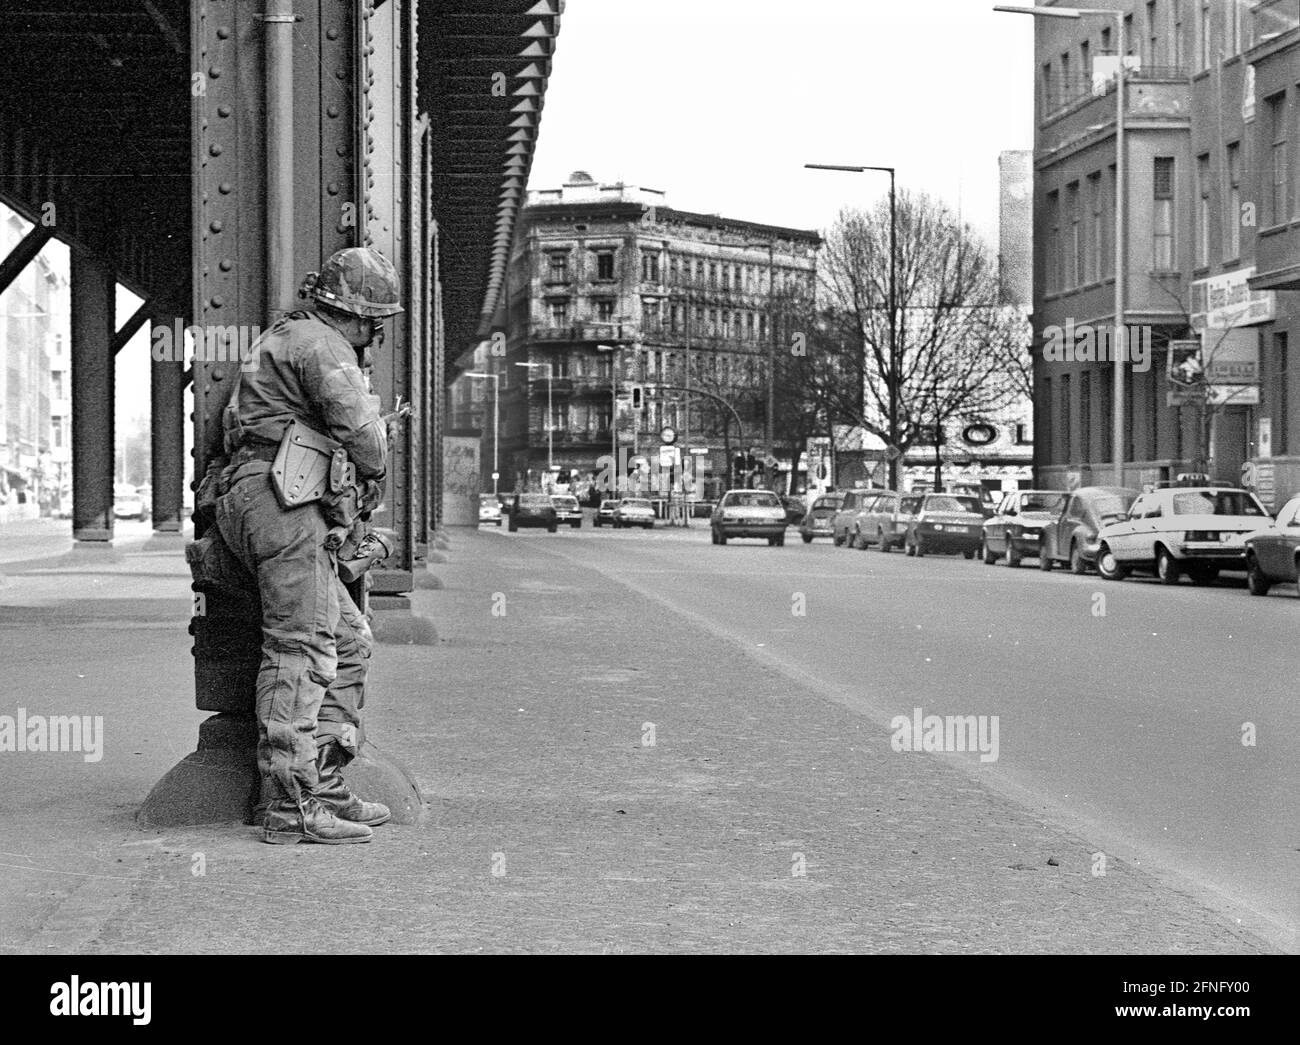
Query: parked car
113,483,147,521
497,491,515,516
1095,486,1273,584
479,493,503,526
711,488,787,545
1038,486,1138,573
550,494,583,528
798,492,844,543
780,495,806,527
612,497,655,529
981,489,1067,566
901,493,984,557
830,488,886,547
508,492,558,532
593,499,619,527
850,490,911,550
1245,494,1300,596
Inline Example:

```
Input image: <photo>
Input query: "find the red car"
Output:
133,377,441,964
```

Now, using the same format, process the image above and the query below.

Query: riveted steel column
265,0,296,316
150,303,185,533
70,248,115,542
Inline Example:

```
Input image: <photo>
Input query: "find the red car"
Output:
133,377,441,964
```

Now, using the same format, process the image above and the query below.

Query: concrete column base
368,593,439,645
141,531,186,554
425,550,448,564
412,570,443,590
58,540,124,566
139,713,425,827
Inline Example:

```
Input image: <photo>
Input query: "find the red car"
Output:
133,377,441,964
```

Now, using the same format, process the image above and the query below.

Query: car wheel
1155,546,1181,585
1038,549,1054,572
508,520,518,533
877,528,890,552
718,531,727,545
962,548,975,560
1246,553,1271,596
1096,543,1127,581
832,531,844,547
1069,541,1087,575
548,522,558,534
981,539,996,565
1004,533,1021,568
851,528,866,550
775,534,785,547
914,536,926,557
801,533,813,544
572,520,581,528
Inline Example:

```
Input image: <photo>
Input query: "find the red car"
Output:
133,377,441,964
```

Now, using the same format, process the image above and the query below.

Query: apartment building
1031,0,1300,504
490,171,820,496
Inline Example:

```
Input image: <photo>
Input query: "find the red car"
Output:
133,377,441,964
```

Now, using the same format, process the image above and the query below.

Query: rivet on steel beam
327,105,339,118
218,181,233,194
217,26,231,39
209,219,223,233
336,145,348,156
218,104,232,117
210,296,225,308
212,368,225,380
336,68,347,81
209,143,223,156
209,66,222,78
326,27,339,40
219,259,234,271
326,181,340,196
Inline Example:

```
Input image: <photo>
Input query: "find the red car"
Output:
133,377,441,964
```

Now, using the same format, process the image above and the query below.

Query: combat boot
262,796,373,844
314,739,391,826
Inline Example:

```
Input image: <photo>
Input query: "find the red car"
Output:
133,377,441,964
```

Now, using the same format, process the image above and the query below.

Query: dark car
508,492,558,532
1245,494,1300,596
981,489,1067,567
1038,486,1138,574
902,493,984,557
798,492,844,543
593,499,619,527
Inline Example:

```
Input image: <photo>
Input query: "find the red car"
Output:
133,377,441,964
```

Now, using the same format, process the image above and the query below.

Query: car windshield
600,501,619,509
1171,490,1266,516
813,495,843,510
1020,492,1066,512
551,497,577,507
480,494,497,503
1091,494,1135,522
925,495,981,513
520,495,551,506
725,492,781,507
622,499,652,508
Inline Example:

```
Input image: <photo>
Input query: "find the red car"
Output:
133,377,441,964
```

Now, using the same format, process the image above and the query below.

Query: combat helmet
300,246,404,318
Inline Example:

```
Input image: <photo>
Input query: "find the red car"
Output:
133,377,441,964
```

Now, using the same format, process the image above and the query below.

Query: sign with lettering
1191,267,1275,329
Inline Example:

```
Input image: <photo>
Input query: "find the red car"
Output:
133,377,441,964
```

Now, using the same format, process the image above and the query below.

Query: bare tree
812,191,1026,490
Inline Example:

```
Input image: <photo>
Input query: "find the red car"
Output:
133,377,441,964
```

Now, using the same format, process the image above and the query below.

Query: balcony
528,321,638,344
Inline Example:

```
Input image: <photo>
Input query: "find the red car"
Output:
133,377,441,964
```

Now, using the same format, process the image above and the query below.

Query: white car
550,494,583,528
612,497,655,529
710,488,787,546
479,494,503,525
1095,485,1275,585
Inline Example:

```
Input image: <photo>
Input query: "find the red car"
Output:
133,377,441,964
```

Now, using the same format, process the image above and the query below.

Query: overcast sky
528,0,1036,248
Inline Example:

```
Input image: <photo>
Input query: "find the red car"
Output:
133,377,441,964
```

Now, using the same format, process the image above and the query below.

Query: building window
1047,190,1061,294
1060,373,1072,461
596,299,614,322
51,372,64,400
1270,93,1288,225
547,252,569,282
1198,1,1211,71
708,308,718,334
1060,51,1071,103
709,263,718,287
1100,372,1113,461
596,251,615,280
1100,26,1111,54
1067,181,1082,288
1080,370,1092,461
1042,376,1053,461
1145,1,1158,67
1080,40,1090,83
1226,142,1241,260
1106,164,1117,277
1042,61,1054,112
1195,153,1211,268
641,251,659,282
1153,157,1175,271
1276,332,1289,455
548,300,568,326
1087,172,1103,284
1124,13,1135,56
1172,0,1184,68
52,415,64,450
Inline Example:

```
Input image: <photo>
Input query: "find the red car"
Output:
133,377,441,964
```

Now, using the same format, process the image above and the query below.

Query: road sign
688,447,709,455
659,445,681,468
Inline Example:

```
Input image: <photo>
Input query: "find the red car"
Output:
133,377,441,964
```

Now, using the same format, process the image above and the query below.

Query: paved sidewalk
0,528,1273,953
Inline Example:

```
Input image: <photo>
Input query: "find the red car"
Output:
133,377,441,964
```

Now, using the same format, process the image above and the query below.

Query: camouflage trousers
214,464,372,806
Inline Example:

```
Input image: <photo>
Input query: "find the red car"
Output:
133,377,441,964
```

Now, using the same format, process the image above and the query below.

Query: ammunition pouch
270,419,341,509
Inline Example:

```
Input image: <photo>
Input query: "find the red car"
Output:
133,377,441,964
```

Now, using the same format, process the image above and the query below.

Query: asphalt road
517,518,1298,952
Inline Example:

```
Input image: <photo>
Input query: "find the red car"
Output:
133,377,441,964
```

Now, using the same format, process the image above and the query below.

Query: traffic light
630,384,644,411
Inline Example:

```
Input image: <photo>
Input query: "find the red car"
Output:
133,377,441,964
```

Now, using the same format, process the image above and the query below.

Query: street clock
659,425,677,445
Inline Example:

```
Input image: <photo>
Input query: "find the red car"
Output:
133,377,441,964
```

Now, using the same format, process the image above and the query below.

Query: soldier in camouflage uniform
215,246,402,844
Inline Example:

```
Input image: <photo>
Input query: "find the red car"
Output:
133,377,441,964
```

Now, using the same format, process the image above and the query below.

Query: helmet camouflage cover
305,246,404,318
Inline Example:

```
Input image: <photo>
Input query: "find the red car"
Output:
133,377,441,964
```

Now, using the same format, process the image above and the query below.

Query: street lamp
514,360,554,480
994,4,1127,485
595,343,619,494
804,162,899,490
463,371,499,494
